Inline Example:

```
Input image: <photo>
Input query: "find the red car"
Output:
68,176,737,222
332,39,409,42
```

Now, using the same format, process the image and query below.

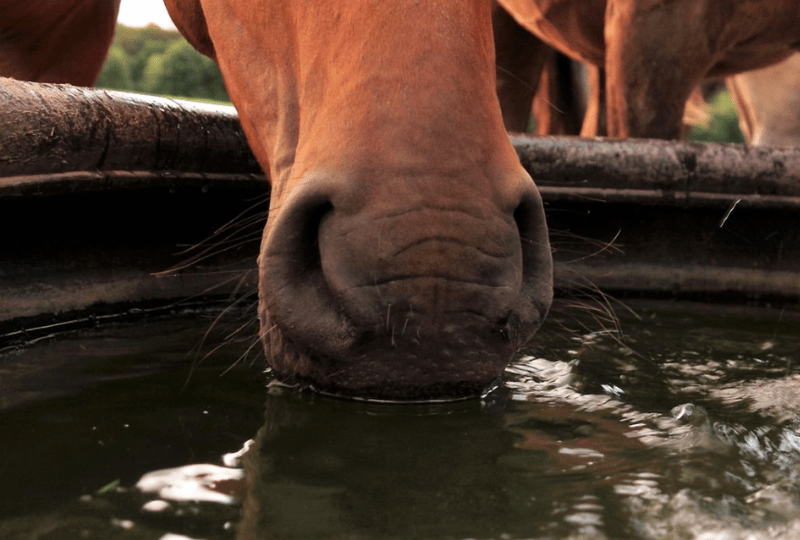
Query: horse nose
258,167,552,400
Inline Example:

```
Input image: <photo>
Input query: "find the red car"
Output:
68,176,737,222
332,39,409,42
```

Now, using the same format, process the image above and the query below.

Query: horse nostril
259,183,356,360
509,180,554,335
295,201,331,276
497,317,511,341
266,185,333,280
514,194,544,260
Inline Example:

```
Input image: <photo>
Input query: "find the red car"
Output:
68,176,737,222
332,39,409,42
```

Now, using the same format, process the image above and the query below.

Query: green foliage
95,45,132,90
130,39,169,84
96,24,229,103
112,24,180,57
689,90,745,144
141,40,228,101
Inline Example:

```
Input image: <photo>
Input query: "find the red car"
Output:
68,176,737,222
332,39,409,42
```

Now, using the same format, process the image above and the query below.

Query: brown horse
496,0,800,139
1,0,553,401
0,0,121,86
492,2,589,135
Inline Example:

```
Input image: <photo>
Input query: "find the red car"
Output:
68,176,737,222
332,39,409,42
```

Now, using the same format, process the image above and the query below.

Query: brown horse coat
2,0,554,400
497,0,800,139
0,0,120,85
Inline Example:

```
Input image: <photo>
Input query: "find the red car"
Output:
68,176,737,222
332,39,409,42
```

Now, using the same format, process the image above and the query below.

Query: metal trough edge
1,79,798,343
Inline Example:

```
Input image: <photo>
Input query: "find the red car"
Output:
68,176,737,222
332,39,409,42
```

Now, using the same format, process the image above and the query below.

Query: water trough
1,77,799,343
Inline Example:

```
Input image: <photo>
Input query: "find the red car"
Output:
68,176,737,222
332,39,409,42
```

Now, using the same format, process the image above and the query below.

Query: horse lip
390,235,512,260
347,274,518,291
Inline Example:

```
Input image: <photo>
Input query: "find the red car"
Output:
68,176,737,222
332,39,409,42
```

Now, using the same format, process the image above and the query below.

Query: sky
118,0,177,30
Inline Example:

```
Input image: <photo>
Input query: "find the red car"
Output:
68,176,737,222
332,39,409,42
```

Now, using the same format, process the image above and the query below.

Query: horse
0,0,554,401
495,0,800,139
0,1,120,86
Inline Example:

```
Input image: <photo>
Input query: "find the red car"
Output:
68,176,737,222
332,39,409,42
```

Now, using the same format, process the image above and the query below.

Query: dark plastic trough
515,134,800,304
1,77,798,343
0,78,266,341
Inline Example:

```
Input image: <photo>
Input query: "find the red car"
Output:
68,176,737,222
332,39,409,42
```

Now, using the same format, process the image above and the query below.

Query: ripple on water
2,300,800,540
511,301,800,539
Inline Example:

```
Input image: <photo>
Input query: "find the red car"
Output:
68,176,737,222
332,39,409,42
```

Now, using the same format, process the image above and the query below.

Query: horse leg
533,52,586,136
579,64,606,137
492,2,550,133
603,0,709,139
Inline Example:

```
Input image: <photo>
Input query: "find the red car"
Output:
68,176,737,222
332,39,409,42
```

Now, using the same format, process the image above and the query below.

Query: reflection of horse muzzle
238,391,517,539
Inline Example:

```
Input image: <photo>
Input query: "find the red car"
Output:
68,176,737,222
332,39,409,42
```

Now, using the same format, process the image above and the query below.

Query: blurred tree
130,40,169,89
142,39,228,101
689,91,745,144
95,45,133,90
114,24,179,57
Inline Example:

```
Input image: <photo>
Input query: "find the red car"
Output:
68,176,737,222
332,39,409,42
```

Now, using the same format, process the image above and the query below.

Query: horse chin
258,267,552,402
261,310,512,403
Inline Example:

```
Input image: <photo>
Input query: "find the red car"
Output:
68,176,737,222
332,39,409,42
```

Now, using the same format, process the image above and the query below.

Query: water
1,300,799,540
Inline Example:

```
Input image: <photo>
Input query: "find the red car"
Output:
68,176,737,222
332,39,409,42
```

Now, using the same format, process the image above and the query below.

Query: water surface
1,300,799,539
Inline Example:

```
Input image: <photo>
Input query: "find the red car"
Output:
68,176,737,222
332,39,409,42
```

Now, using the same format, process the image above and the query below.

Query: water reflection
228,375,688,539
238,391,523,539
224,302,800,539
2,301,800,539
